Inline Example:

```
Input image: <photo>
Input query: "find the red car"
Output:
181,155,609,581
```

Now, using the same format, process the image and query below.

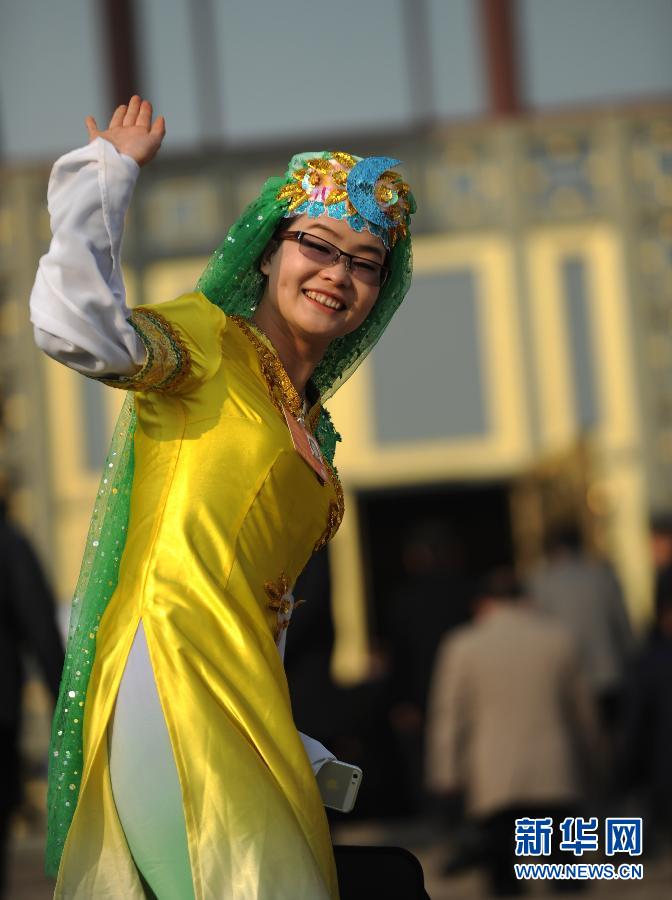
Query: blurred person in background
618,589,672,856
649,514,672,626
426,569,599,896
0,493,63,896
29,96,416,898
286,551,405,821
387,518,472,814
284,550,339,752
527,525,634,738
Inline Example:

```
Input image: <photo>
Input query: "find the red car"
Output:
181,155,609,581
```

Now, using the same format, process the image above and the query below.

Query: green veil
45,158,413,876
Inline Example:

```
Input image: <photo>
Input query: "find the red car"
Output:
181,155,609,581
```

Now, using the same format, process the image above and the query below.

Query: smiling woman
256,216,386,375
29,96,416,900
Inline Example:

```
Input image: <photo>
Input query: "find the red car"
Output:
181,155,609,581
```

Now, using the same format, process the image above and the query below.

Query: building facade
2,1,672,681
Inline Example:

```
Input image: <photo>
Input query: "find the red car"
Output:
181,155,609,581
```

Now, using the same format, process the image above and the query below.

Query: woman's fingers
122,95,142,127
87,97,165,163
136,99,153,129
150,115,166,139
85,116,99,140
109,104,127,129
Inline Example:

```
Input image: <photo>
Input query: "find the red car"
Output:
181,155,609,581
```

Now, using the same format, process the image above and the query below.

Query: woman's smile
257,214,384,349
302,288,346,312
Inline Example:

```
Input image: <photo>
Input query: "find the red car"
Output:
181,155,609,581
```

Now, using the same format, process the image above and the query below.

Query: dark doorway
357,479,514,645
343,480,516,816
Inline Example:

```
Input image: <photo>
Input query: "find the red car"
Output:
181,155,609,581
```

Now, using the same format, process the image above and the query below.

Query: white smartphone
316,760,363,813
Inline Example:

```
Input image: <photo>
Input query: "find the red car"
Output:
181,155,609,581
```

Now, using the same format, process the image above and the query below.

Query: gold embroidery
305,403,322,432
313,501,339,553
275,153,412,246
230,316,304,420
265,573,291,611
98,308,192,393
313,465,345,552
229,317,345,550
265,573,292,642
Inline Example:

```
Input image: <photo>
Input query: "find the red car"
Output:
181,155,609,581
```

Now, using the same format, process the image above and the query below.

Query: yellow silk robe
55,292,342,899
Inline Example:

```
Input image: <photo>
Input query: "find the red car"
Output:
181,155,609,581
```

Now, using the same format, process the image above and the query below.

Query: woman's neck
252,306,326,397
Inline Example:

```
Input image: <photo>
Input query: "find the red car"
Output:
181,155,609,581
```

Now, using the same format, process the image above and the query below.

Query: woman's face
258,214,385,348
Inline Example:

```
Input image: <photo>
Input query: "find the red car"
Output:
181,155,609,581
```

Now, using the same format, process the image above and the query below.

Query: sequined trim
265,572,292,643
276,152,414,248
98,308,192,393
306,403,322,432
230,315,305,420
313,464,345,552
229,315,345,549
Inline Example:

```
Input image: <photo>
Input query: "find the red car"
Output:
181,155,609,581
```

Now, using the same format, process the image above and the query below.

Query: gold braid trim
229,316,344,550
265,572,292,642
98,308,192,393
305,403,322,432
313,461,345,552
229,315,304,419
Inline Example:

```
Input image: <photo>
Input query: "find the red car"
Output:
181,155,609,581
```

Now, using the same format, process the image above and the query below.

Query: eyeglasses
278,231,388,287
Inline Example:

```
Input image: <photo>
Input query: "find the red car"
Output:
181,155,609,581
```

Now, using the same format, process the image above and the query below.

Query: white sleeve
29,137,146,377
298,732,336,776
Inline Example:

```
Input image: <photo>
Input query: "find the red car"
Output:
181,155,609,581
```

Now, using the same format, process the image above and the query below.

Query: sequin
99,308,192,393
276,151,414,248
48,140,414,879
230,316,305,421
229,316,344,549
265,573,293,643
313,472,345,552
47,389,138,875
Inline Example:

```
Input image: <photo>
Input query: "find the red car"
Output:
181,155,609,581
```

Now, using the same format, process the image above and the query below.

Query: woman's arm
30,97,166,377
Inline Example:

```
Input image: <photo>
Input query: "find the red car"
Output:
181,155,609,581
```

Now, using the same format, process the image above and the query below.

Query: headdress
196,150,416,404
277,151,414,249
46,152,415,875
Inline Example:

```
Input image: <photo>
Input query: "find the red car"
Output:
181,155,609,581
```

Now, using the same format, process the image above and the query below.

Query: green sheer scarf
46,161,413,876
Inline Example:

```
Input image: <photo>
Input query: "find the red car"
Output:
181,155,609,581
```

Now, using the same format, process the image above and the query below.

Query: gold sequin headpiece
276,151,416,249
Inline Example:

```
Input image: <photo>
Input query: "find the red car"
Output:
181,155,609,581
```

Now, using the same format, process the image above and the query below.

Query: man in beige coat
426,571,599,895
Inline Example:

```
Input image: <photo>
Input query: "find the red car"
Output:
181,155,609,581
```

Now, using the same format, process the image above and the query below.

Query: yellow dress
54,292,343,899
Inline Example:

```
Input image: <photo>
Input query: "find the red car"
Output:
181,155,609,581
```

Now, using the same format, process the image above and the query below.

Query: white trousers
108,622,336,899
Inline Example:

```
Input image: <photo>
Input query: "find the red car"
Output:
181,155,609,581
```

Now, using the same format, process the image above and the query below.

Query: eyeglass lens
294,233,386,286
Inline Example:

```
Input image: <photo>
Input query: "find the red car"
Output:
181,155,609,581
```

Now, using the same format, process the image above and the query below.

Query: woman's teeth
304,290,344,311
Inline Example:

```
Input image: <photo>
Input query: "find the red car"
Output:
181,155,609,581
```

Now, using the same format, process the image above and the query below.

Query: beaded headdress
197,150,415,405
277,151,415,249
46,150,415,876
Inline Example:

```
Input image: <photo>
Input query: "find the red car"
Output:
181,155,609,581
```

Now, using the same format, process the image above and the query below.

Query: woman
31,96,415,899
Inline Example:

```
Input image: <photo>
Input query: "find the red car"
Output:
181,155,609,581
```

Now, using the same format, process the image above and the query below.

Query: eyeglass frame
275,230,389,287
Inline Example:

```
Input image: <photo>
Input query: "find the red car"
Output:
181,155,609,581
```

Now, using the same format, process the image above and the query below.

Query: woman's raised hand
85,96,166,167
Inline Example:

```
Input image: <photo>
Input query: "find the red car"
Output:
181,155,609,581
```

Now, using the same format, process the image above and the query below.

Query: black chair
333,845,431,899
